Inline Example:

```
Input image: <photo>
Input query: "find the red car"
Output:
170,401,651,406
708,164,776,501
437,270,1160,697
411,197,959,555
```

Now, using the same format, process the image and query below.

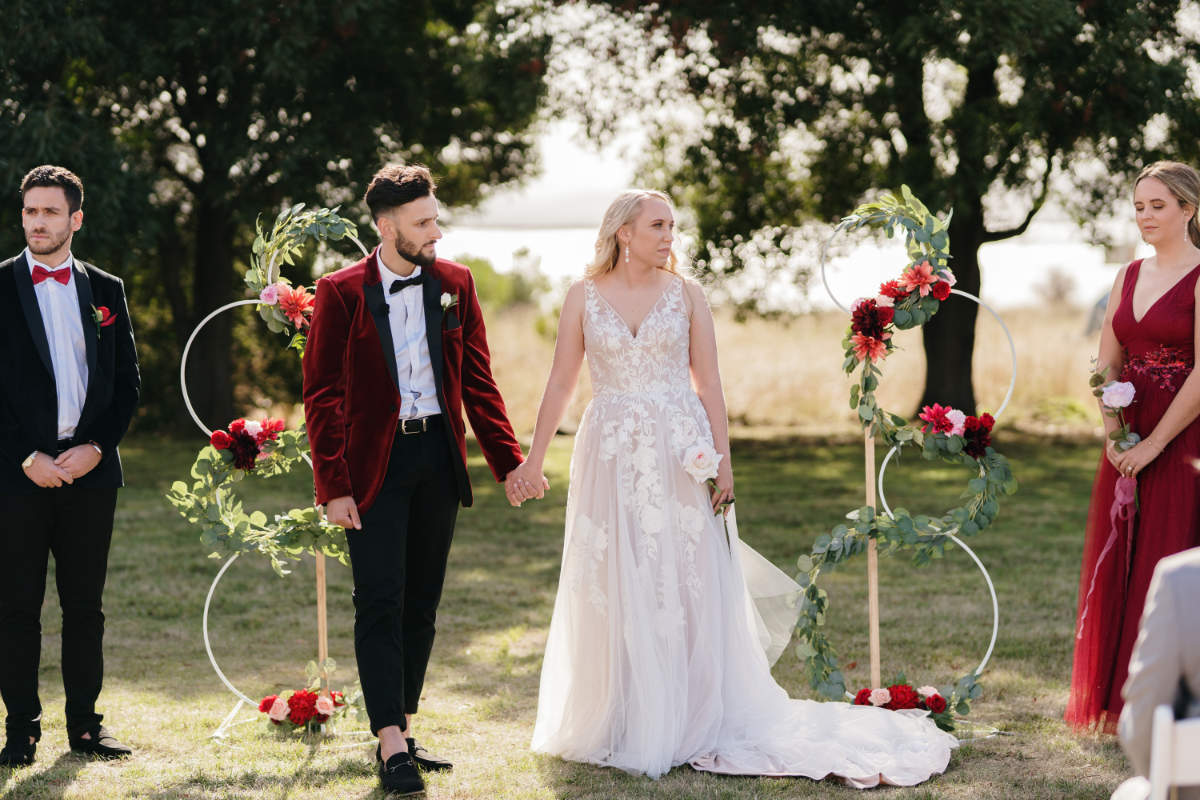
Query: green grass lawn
0,432,1127,799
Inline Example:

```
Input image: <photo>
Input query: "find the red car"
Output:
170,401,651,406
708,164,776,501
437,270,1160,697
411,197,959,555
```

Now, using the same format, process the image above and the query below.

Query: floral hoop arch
795,187,1019,727
166,205,372,736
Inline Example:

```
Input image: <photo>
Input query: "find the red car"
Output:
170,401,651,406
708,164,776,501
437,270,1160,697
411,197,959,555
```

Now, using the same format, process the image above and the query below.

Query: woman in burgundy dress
1067,161,1200,732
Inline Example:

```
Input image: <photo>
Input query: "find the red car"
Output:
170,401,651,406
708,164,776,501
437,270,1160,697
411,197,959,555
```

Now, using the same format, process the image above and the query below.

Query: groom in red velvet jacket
303,164,540,795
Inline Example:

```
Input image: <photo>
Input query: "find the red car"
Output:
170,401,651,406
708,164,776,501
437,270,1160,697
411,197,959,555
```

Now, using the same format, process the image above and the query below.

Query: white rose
268,696,289,722
315,695,335,716
917,685,939,698
440,292,456,309
243,420,263,437
682,444,722,484
1101,381,1136,409
868,688,891,707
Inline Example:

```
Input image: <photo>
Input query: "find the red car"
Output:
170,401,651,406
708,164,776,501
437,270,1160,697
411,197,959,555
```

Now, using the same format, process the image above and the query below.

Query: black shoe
407,737,452,772
0,738,35,767
69,726,132,760
379,751,425,796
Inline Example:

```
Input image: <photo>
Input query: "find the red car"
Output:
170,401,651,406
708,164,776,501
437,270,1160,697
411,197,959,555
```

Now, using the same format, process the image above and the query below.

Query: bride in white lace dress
505,191,957,786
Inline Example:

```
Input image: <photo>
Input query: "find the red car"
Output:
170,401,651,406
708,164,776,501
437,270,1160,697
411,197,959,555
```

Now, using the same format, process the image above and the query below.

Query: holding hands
506,460,549,507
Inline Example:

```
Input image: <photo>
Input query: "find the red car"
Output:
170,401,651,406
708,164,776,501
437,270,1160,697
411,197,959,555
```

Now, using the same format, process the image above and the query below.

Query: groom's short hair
365,164,436,221
21,165,84,214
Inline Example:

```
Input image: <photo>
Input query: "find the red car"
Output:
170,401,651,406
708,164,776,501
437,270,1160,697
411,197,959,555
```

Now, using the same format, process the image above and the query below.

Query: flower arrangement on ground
257,659,364,733
851,675,955,732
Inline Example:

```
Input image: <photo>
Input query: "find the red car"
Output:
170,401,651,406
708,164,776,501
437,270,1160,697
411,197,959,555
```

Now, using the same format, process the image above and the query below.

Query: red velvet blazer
302,252,523,510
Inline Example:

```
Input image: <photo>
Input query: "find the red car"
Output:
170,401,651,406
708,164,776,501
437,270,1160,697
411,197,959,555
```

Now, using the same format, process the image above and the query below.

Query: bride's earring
624,244,630,264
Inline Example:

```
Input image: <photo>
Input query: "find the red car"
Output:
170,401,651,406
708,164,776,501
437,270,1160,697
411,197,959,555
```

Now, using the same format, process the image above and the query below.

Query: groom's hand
54,444,102,479
23,452,73,488
325,496,362,530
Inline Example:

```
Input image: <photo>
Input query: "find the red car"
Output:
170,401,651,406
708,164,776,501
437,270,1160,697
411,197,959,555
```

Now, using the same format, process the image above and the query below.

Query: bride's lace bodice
583,277,691,397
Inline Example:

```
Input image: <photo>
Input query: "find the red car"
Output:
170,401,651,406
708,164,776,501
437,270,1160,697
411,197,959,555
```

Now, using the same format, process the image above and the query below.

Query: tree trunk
917,205,983,415
182,197,237,428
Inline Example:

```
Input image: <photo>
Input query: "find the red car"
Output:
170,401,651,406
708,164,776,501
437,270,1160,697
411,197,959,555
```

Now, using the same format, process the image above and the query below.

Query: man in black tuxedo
0,166,140,765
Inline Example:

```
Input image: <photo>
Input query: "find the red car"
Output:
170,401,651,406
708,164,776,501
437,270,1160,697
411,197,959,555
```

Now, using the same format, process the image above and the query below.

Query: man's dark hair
20,165,84,214
364,164,436,220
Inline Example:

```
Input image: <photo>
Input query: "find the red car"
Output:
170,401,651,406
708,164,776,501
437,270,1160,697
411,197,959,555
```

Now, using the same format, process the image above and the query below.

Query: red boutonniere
91,305,117,337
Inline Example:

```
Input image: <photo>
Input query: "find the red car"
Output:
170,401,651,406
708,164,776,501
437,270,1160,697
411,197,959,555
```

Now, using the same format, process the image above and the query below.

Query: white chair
1149,704,1200,800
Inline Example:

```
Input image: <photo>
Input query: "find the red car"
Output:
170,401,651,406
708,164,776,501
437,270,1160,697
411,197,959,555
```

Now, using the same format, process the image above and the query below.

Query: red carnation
931,281,952,301
885,683,920,710
925,693,948,714
258,695,278,713
879,280,908,300
210,430,233,449
853,688,873,706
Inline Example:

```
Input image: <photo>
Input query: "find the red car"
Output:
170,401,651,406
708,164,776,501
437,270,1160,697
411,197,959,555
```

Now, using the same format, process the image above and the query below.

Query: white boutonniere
440,292,458,311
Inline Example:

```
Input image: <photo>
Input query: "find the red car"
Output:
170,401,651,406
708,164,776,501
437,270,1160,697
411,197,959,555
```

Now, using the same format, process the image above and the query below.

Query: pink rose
938,268,957,287
259,284,280,305
917,685,939,698
315,695,335,716
868,688,891,707
1100,381,1135,409
267,695,289,722
946,409,966,436
875,294,894,308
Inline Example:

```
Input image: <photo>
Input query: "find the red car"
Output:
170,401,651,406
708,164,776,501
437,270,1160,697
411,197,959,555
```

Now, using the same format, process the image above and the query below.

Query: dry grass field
486,301,1102,437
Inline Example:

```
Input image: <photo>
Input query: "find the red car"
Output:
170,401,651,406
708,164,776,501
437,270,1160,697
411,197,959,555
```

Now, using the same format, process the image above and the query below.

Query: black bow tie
389,274,424,293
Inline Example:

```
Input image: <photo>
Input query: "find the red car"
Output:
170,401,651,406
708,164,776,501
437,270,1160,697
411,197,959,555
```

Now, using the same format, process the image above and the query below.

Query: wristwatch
21,451,37,470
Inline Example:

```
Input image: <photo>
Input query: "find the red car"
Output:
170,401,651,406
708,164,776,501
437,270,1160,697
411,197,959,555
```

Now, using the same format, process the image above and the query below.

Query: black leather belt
398,415,441,435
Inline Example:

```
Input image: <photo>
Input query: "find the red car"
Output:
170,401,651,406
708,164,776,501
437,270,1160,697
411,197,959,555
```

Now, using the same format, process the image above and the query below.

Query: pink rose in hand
1100,381,1135,409
682,443,722,484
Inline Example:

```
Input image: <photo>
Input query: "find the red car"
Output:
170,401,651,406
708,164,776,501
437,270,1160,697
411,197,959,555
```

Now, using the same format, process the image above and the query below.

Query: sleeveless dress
1066,259,1200,732
531,277,957,786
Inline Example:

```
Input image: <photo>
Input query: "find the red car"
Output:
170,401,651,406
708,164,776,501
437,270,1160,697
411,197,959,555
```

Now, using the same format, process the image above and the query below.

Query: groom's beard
26,227,71,256
396,233,437,268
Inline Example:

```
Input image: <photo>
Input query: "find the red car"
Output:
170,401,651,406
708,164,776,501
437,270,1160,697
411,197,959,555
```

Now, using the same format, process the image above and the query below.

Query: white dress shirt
378,250,440,420
25,247,89,438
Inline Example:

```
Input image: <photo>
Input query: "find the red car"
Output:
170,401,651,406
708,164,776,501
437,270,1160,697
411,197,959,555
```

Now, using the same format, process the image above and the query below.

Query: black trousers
0,485,118,742
346,417,459,734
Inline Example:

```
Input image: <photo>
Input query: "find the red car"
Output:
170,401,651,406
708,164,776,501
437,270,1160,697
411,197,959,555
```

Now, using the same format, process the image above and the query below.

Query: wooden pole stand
864,427,882,688
315,552,329,694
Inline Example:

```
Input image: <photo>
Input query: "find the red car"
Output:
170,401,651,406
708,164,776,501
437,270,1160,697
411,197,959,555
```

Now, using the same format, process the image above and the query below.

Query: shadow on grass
1,751,87,800
137,740,374,800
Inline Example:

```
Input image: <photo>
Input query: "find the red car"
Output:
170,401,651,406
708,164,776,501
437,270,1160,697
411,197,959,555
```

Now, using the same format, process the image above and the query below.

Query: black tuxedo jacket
0,252,140,494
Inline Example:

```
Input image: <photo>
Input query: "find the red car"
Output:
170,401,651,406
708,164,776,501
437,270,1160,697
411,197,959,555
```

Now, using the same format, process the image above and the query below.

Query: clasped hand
23,446,102,488
1108,438,1162,479
506,461,549,507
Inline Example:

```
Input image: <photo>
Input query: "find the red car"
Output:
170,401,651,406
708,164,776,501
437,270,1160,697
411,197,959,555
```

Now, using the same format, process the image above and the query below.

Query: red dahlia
963,413,994,459
851,299,889,339
879,280,908,300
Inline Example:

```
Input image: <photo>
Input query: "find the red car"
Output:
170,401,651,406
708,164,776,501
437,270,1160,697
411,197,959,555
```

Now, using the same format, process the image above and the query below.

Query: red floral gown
1066,259,1200,732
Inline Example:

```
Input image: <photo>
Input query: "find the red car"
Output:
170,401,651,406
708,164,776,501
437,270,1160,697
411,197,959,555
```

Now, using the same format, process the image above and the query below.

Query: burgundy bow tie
32,265,70,286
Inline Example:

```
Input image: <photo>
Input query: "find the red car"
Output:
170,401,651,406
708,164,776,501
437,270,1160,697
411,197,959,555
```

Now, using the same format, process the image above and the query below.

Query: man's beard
26,228,70,256
396,233,436,268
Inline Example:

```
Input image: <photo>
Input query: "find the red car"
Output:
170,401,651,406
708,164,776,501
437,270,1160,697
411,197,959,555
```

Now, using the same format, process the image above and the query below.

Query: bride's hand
710,459,734,515
506,461,549,507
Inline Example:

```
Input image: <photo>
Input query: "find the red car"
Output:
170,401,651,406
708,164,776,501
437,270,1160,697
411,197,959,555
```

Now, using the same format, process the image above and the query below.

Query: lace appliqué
1121,345,1194,393
567,513,609,614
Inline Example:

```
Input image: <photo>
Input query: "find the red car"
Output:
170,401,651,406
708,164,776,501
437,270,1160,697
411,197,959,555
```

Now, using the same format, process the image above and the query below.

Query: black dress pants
0,485,118,742
346,417,460,734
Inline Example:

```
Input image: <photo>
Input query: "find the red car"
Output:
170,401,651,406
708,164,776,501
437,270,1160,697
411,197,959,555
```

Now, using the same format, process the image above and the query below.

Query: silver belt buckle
399,417,427,435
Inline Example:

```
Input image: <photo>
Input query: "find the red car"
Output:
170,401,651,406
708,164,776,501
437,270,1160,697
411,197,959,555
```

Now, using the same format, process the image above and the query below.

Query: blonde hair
585,189,685,278
1135,160,1200,247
